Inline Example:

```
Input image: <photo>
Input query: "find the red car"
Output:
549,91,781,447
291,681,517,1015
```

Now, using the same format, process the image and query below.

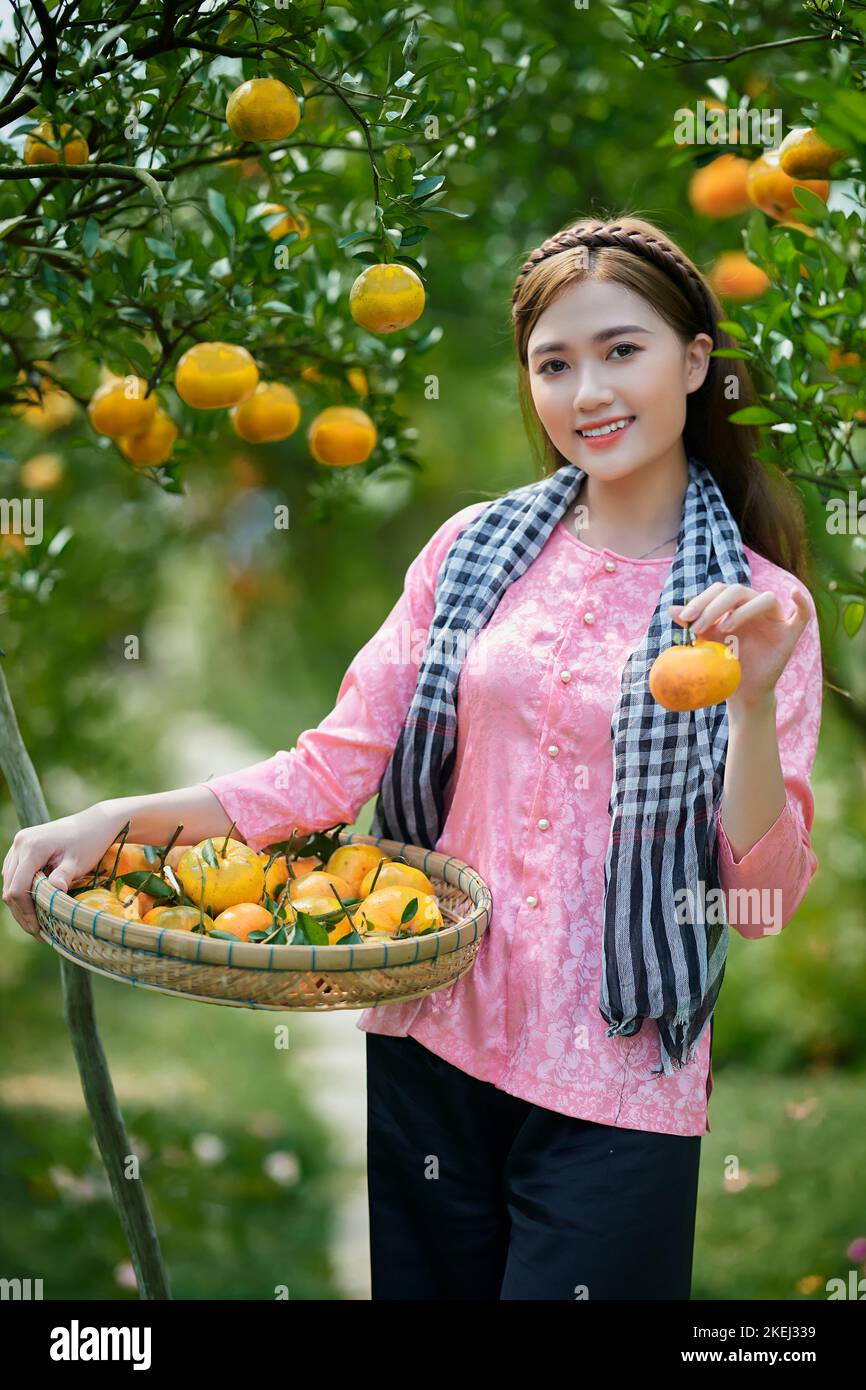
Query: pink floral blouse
206,498,823,1138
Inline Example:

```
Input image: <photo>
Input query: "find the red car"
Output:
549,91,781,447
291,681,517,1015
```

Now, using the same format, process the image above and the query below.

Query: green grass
694,1065,866,1301
0,948,349,1300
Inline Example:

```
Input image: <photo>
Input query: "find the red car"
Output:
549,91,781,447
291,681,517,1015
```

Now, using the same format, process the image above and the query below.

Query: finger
694,590,778,634
670,583,750,628
711,589,783,633
669,583,728,623
8,854,44,938
787,586,813,630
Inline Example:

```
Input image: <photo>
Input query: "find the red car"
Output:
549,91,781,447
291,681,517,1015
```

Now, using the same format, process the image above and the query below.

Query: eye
538,358,568,375
608,343,640,360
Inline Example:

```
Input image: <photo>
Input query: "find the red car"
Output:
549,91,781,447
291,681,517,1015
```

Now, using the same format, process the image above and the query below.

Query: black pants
365,1032,702,1300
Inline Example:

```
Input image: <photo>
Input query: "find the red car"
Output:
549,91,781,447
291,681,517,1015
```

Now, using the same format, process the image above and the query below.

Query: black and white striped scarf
370,456,752,1077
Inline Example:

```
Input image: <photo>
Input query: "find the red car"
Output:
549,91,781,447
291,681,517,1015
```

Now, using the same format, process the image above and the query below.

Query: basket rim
32,829,492,974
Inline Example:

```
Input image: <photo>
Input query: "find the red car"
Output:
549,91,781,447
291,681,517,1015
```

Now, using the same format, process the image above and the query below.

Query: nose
572,363,615,417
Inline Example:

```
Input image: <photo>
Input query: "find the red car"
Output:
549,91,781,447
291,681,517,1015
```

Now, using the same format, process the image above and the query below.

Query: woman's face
526,277,713,478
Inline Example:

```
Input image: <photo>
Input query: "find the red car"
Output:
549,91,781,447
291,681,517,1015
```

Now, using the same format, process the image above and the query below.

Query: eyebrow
529,326,654,359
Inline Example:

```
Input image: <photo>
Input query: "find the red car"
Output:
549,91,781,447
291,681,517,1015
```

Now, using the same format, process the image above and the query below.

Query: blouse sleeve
716,579,823,939
204,502,489,852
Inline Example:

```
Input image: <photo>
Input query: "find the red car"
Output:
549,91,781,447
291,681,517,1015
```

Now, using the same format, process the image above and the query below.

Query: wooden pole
0,661,171,1299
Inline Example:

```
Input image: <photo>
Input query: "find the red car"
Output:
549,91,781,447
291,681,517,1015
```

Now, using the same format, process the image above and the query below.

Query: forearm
97,784,236,847
719,692,786,860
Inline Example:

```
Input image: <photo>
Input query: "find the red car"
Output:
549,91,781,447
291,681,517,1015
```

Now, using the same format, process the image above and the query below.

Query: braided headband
512,222,716,335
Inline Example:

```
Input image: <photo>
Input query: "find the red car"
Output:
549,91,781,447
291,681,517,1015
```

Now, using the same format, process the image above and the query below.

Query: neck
573,445,690,558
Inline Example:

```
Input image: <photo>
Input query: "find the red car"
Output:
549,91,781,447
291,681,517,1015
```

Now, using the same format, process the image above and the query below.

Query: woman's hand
669,582,812,714
2,803,128,939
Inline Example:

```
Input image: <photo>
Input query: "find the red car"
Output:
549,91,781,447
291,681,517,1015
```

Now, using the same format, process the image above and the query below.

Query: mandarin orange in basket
177,837,265,914
287,868,353,903
648,637,741,712
211,903,275,940
358,859,435,898
325,843,389,897
143,905,215,933
354,885,443,937
292,895,357,945
74,888,126,916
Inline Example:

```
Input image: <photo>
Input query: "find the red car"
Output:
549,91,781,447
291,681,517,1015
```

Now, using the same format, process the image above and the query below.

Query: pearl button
548,744,559,757
537,817,549,830
583,612,595,625
604,559,617,572
526,895,538,907
560,669,571,682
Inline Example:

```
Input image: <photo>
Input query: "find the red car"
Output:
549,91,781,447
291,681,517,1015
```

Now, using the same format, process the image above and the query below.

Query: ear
684,332,714,394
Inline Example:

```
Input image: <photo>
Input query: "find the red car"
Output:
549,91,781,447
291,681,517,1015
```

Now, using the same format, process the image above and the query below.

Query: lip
574,415,636,450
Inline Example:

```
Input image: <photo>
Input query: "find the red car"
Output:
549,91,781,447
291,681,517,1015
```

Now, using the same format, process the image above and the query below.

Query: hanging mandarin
777,126,848,180
118,408,178,467
174,342,259,409
225,77,301,141
87,377,156,437
230,382,301,442
255,203,309,241
349,263,426,333
745,148,829,220
24,120,89,165
308,405,377,467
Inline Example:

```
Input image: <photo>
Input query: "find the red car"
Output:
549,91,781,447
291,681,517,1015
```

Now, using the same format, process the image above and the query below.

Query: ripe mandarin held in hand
87,377,157,437
349,262,426,333
648,637,741,712
174,342,259,409
230,382,301,442
225,77,301,141
308,405,377,466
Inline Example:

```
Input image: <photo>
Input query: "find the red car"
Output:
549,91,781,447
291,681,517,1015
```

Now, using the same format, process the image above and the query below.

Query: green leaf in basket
400,895,419,924
200,839,220,869
118,869,174,899
294,908,330,945
209,929,245,941
336,926,364,944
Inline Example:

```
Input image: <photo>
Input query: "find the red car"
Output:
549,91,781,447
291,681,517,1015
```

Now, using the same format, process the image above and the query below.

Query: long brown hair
509,215,812,587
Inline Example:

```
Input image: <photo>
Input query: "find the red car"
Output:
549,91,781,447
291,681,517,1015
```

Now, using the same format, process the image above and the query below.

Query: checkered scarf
370,456,752,1077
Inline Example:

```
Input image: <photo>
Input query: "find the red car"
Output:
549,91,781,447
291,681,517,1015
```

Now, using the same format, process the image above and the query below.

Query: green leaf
717,320,748,341
727,406,782,425
792,185,829,221
201,839,220,869
843,602,865,637
206,189,234,240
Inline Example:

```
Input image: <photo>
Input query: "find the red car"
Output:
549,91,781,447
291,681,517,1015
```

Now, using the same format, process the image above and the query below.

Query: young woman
3,216,823,1302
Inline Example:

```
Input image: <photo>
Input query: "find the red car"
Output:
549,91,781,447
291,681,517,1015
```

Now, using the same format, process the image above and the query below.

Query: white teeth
577,417,634,438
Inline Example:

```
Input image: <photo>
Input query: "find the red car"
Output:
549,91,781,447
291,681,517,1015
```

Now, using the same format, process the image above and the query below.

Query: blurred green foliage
0,0,864,1302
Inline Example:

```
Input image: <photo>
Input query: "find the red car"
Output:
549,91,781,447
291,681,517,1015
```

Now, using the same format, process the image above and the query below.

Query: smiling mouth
575,416,636,438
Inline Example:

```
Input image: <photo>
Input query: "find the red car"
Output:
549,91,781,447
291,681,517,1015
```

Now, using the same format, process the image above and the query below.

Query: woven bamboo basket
31,829,491,1011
